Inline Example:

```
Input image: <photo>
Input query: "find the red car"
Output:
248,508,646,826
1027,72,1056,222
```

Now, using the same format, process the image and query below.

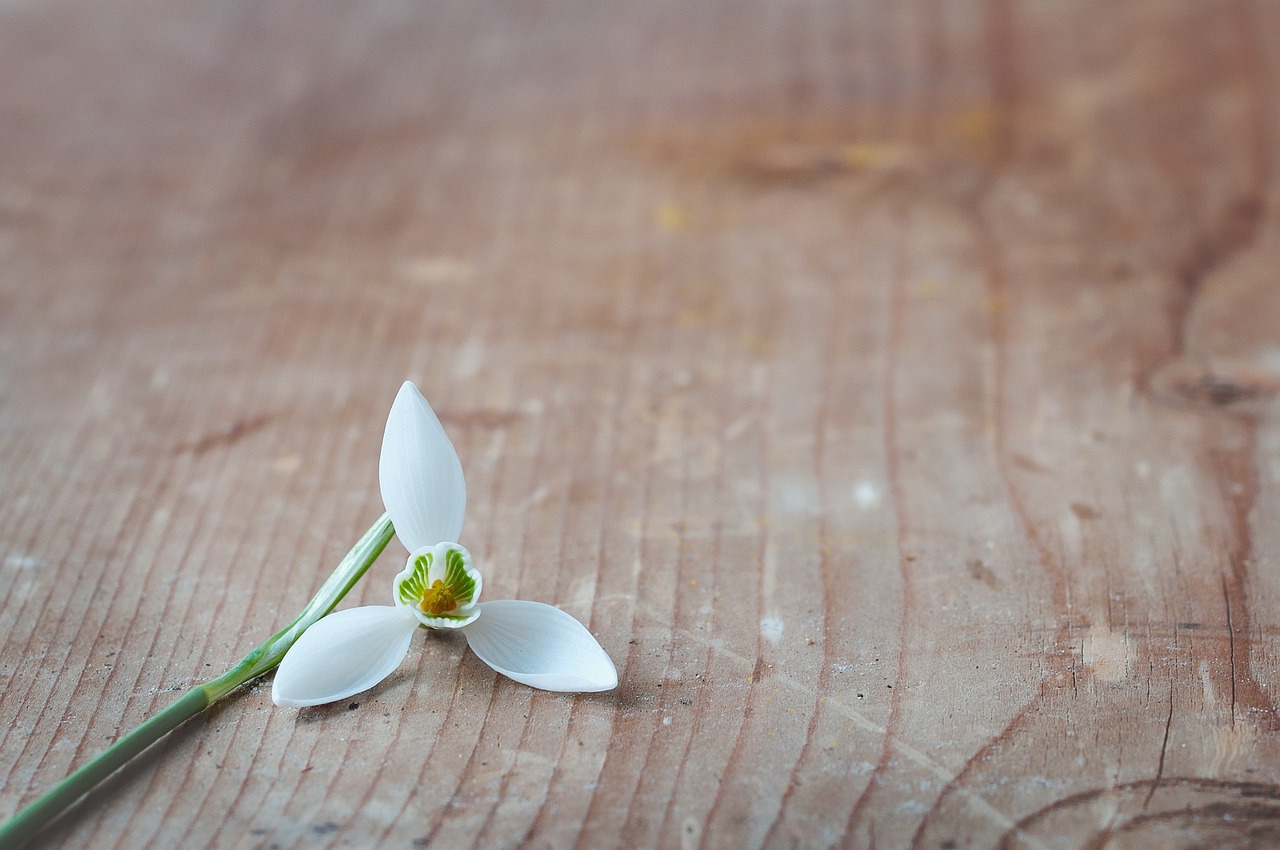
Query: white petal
272,606,418,707
462,600,617,692
379,381,466,553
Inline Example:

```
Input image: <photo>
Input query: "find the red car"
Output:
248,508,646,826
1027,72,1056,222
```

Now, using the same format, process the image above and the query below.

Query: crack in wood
1223,575,1238,728
1143,678,1175,811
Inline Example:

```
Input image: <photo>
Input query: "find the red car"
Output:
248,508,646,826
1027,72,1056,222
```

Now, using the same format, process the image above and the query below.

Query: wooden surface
2,1,1280,847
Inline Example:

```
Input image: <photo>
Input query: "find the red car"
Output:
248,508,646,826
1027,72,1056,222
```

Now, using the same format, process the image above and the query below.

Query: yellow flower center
419,579,458,616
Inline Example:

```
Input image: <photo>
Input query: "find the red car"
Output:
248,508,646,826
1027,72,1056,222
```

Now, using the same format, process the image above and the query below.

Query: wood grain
2,1,1279,847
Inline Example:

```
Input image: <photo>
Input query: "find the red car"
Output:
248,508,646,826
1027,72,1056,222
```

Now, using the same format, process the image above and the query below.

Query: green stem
0,513,395,850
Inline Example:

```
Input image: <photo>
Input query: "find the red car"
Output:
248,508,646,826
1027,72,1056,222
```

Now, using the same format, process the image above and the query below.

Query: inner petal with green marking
393,542,482,629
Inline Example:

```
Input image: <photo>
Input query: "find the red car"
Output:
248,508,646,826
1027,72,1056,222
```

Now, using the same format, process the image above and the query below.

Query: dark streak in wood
1069,503,1100,522
997,778,1280,849
966,558,1000,589
1152,0,1270,376
1010,454,1050,475
176,414,273,456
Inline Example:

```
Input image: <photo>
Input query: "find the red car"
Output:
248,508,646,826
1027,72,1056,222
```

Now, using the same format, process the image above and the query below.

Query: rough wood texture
2,1,1280,847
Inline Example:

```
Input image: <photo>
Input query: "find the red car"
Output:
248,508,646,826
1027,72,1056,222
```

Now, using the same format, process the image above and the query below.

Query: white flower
271,382,617,707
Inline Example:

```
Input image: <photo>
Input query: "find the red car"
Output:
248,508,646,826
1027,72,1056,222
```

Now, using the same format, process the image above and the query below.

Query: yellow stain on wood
738,330,775,356
675,306,729,328
952,106,995,143
840,142,911,170
914,279,942,299
656,202,688,231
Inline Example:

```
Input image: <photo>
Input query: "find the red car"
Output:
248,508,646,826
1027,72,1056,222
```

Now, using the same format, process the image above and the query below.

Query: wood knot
1146,357,1279,414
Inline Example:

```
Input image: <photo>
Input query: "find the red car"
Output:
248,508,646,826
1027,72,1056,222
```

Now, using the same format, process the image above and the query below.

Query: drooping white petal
272,605,418,707
461,600,617,692
379,381,466,553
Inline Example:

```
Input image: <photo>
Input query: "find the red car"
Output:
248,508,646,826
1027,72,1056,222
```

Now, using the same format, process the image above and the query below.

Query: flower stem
0,513,395,850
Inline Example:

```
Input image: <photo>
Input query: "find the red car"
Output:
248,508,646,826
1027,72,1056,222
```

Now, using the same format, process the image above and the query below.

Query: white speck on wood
4,555,46,569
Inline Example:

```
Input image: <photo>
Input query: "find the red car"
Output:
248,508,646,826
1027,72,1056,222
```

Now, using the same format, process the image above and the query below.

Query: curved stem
0,513,395,850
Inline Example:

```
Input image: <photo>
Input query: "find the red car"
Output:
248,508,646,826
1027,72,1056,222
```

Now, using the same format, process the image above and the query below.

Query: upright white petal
272,606,418,707
462,600,617,692
379,381,466,552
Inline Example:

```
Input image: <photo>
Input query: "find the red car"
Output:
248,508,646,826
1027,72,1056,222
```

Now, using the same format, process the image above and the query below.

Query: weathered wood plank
2,1,1279,848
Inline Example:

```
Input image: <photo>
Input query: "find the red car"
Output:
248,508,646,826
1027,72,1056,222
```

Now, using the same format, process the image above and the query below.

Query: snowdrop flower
272,382,617,707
